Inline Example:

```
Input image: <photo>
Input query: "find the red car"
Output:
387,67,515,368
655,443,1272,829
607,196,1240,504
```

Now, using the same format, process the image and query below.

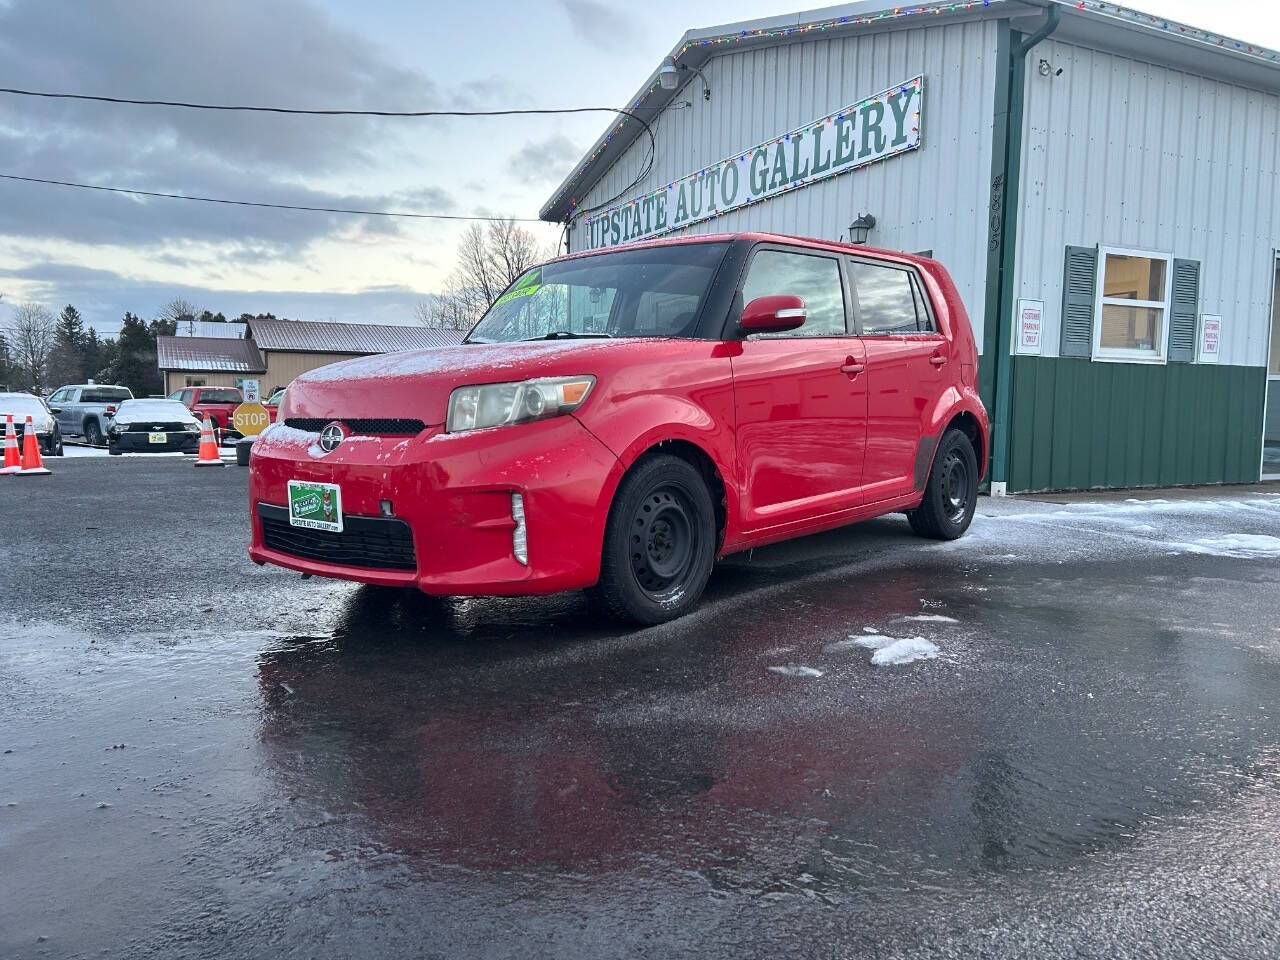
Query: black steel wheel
908,428,978,540
591,454,716,624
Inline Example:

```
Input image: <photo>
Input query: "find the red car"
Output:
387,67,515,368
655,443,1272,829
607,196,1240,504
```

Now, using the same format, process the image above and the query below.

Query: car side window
741,250,846,337
849,261,933,335
909,274,936,333
49,389,69,403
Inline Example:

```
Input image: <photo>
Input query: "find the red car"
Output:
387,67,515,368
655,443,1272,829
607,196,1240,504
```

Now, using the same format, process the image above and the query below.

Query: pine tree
82,328,104,381
47,304,88,387
109,312,164,396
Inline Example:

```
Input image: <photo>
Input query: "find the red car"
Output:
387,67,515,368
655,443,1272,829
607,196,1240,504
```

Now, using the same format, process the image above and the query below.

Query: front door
848,258,951,501
730,247,869,531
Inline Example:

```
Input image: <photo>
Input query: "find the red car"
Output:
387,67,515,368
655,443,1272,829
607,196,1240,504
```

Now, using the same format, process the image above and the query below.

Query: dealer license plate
288,480,343,533
148,432,167,444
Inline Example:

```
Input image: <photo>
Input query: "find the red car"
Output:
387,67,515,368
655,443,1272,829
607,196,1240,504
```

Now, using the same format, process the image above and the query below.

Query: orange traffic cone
16,415,51,476
195,416,224,467
1,414,20,475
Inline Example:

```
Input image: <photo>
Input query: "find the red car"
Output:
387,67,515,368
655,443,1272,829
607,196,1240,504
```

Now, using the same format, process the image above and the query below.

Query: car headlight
40,415,55,433
185,422,201,433
446,376,595,433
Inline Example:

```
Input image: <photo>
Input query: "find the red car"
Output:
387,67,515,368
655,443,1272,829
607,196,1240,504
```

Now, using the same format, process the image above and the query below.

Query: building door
1265,256,1280,479
730,248,869,530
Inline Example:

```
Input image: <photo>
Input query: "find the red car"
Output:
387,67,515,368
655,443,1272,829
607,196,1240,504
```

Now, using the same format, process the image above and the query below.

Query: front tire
908,428,978,540
591,455,716,625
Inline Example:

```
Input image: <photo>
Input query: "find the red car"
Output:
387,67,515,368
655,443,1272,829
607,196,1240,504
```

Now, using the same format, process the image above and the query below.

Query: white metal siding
569,19,1001,347
1015,37,1278,367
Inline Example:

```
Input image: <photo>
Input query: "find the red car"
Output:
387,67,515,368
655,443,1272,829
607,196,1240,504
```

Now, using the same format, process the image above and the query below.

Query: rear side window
849,261,934,335
200,389,241,403
741,250,846,337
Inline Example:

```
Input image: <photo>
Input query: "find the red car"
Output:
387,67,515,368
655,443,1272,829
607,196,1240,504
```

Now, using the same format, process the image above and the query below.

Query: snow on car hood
285,339,663,426
112,400,199,425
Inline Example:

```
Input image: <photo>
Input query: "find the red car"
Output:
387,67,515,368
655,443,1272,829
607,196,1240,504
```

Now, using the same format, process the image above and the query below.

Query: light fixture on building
658,60,712,100
849,213,877,245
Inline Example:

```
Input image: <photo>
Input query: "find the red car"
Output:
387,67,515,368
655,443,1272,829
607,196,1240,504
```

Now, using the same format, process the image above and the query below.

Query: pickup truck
46,383,135,446
168,386,244,436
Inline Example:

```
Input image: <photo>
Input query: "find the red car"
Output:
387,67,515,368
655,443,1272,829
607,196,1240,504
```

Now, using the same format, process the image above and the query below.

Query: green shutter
1168,259,1200,363
1059,245,1097,358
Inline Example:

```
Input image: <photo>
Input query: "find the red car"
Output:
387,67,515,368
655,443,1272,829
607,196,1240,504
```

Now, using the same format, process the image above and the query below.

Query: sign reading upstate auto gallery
580,76,923,250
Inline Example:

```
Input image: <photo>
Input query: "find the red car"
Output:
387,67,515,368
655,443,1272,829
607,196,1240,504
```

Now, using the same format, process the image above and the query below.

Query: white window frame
1092,244,1172,364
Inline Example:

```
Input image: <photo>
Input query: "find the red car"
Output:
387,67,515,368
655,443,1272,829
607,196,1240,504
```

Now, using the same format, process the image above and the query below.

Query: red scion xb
249,233,988,624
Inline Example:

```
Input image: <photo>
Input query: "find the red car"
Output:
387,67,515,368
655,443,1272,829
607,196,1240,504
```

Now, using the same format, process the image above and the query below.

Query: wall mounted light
849,213,877,245
658,61,681,90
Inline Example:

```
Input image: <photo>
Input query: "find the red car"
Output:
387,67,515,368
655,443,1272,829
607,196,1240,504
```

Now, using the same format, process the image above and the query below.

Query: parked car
167,386,244,436
106,399,202,455
263,387,286,422
249,233,988,624
0,392,63,456
46,383,133,447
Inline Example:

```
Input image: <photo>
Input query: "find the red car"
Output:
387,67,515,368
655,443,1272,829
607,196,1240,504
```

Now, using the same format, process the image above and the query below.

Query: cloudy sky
0,0,1275,336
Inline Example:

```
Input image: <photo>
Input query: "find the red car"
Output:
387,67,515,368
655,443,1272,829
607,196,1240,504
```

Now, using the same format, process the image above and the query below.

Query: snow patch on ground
902,614,959,624
1174,534,1280,559
857,636,940,666
767,665,823,678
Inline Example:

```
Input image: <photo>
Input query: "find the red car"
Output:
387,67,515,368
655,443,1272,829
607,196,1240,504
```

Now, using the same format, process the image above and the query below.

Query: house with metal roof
541,0,1280,491
157,318,464,395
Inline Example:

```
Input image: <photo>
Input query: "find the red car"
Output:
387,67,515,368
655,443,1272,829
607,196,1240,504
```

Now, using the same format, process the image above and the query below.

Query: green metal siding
1008,358,1266,492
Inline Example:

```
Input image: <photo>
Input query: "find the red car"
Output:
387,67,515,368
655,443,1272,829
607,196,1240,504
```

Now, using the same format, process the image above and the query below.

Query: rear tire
908,428,978,540
84,420,104,447
590,455,716,625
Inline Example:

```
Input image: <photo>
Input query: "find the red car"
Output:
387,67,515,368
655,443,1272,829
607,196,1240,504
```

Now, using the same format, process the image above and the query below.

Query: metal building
540,0,1280,492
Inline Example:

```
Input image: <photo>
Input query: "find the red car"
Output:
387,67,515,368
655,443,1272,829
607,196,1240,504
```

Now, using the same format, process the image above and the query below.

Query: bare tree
6,301,56,392
415,219,550,331
157,297,202,335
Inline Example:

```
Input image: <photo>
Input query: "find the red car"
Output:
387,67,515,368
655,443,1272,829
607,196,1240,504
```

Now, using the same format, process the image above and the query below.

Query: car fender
918,387,990,485
575,392,742,542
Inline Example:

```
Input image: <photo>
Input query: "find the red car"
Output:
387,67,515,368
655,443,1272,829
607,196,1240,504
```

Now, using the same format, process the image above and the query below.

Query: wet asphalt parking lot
3,458,1280,959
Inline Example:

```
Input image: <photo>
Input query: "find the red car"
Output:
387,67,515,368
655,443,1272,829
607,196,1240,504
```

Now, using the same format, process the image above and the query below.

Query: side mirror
49,407,61,414
740,295,806,334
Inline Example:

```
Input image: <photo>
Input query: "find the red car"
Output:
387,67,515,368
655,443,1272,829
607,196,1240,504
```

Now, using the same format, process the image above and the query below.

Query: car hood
284,339,666,427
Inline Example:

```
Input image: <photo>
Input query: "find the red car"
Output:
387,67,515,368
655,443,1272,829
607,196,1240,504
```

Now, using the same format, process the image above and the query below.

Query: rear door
849,258,951,501
730,246,869,531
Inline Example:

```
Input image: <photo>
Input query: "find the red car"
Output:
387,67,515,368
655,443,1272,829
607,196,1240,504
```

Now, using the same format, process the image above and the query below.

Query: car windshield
466,242,729,344
114,400,193,422
201,389,241,403
0,393,47,418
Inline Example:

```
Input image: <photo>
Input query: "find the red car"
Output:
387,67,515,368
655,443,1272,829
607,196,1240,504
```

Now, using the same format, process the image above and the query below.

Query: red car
169,386,243,435
250,233,988,624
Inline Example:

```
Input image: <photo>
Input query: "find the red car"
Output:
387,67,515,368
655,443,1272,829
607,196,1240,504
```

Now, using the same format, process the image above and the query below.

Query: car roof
547,231,938,272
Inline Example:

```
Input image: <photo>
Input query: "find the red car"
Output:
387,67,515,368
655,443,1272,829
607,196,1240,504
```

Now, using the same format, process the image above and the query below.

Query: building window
1093,247,1171,362
184,376,208,387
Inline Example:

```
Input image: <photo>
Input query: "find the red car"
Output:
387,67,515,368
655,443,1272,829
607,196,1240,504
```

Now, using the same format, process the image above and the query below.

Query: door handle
929,354,947,366
840,358,866,377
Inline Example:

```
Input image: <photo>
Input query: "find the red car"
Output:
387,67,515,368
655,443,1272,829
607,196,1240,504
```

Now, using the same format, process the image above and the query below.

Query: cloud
0,0,468,261
507,134,585,185
558,0,642,47
0,261,430,335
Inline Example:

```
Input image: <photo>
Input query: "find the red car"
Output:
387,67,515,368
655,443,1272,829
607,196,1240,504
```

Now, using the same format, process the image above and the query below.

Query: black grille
258,503,416,571
124,422,190,433
284,418,425,435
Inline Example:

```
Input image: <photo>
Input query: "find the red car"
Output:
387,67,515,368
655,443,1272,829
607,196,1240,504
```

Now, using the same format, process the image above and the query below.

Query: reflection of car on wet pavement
106,398,202,455
0,392,63,456
249,233,989,623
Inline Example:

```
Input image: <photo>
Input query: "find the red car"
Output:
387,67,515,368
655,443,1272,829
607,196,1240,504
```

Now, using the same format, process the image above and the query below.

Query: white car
0,392,63,456
106,399,202,455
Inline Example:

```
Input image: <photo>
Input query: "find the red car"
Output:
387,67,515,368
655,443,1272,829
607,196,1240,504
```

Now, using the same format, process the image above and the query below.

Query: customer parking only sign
581,76,923,249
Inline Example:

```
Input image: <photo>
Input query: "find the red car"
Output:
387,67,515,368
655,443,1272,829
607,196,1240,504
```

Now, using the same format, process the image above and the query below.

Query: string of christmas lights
552,0,1280,222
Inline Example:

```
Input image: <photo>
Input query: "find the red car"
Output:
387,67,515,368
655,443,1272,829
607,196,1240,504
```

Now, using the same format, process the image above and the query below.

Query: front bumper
247,417,624,596
109,431,201,453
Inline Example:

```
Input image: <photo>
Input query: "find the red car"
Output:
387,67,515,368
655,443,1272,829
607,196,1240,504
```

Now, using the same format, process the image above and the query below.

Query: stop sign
232,401,271,437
